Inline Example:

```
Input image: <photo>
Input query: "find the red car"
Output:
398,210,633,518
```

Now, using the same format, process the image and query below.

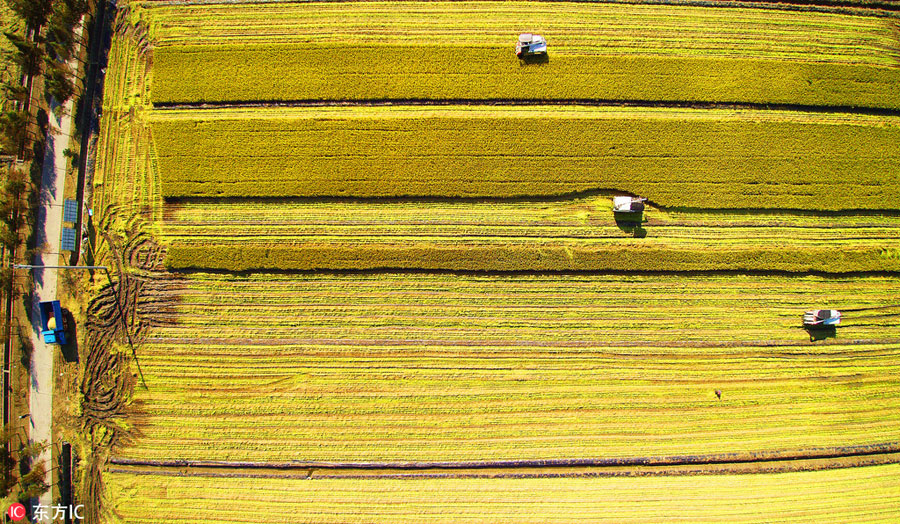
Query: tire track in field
146,336,900,348
151,98,900,118
106,443,900,479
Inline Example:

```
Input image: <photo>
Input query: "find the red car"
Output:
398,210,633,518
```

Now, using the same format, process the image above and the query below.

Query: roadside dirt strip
29,99,74,514
28,20,83,513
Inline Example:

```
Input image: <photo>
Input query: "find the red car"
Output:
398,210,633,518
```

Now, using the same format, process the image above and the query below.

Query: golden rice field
151,106,900,208
116,273,900,464
85,1,900,523
104,464,900,523
162,196,900,271
143,1,900,106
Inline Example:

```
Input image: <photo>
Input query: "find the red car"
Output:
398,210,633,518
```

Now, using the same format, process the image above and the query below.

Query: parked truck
39,300,67,345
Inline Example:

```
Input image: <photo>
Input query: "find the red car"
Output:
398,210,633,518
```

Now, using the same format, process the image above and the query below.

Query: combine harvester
516,33,547,58
39,300,68,345
803,309,841,328
613,196,647,214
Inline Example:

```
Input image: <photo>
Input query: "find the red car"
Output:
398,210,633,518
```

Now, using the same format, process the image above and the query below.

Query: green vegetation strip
151,107,900,210
142,2,900,106
105,461,900,522
119,273,900,463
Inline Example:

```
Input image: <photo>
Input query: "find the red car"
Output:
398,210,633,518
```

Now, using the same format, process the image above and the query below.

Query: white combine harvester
516,33,547,58
803,309,841,328
613,196,647,214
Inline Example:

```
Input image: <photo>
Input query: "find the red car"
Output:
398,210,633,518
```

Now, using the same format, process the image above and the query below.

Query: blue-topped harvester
39,300,67,345
516,33,547,58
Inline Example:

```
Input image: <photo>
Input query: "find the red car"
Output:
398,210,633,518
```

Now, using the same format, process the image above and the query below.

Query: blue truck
39,300,67,345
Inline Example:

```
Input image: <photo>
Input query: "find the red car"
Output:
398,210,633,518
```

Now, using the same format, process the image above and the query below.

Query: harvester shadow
805,325,837,342
615,213,647,238
518,54,549,65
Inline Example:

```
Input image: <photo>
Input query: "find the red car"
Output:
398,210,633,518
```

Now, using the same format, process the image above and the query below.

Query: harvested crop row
92,30,160,233
151,107,900,210
162,197,900,246
119,273,900,463
105,464,900,523
142,2,900,106
161,196,900,272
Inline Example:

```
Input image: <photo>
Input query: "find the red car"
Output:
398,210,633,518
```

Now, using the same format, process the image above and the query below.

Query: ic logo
7,503,26,521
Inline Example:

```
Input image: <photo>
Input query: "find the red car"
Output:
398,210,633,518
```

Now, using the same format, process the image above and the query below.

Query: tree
44,3,78,63
0,168,27,260
0,426,19,497
63,0,93,18
18,462,48,500
0,111,29,155
44,59,75,104
3,0,54,29
3,32,43,77
45,31,74,63
1,168,28,235
1,82,29,106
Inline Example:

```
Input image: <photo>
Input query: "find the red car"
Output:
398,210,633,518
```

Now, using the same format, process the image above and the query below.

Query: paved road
28,84,76,515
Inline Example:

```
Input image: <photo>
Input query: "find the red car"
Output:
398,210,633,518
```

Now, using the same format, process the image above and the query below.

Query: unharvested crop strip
130,0,900,13
152,47,900,108
139,1,900,107
151,106,900,210
140,2,899,55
